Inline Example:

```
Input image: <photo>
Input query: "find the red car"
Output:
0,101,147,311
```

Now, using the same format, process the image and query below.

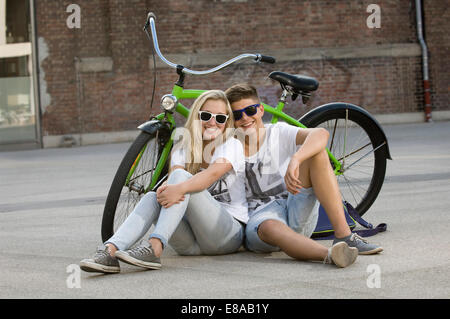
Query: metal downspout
415,0,432,122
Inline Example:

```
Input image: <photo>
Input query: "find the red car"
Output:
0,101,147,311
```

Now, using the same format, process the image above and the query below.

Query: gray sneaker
114,241,161,270
324,241,358,268
333,233,383,255
79,244,120,274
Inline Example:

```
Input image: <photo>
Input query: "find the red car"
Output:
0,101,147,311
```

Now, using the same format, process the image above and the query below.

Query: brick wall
35,0,449,138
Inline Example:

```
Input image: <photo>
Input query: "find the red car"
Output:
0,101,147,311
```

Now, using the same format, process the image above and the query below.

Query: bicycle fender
299,102,392,160
137,120,172,140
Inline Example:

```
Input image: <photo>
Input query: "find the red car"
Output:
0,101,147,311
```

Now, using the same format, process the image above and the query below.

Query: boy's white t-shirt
244,122,300,214
170,137,248,223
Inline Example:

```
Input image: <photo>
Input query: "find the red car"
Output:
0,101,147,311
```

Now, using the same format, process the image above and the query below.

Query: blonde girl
80,90,247,273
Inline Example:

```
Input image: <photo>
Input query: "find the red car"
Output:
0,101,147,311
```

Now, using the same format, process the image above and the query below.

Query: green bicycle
101,13,392,242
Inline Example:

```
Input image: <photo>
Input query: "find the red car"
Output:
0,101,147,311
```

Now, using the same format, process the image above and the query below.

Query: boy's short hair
225,83,259,105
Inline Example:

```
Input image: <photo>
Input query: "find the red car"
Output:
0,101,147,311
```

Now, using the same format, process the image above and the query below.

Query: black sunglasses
232,104,260,121
198,111,229,124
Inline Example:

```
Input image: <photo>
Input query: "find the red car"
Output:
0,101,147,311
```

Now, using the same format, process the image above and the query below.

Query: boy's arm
293,127,329,162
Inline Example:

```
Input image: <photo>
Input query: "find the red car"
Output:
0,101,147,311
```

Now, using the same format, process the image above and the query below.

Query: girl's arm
180,160,232,194
157,159,232,208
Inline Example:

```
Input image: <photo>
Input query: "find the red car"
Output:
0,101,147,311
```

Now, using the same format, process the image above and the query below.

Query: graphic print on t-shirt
245,161,287,212
207,176,232,203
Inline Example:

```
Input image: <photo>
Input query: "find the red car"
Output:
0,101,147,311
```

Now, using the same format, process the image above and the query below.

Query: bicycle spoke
346,166,374,177
342,173,370,191
337,142,372,162
340,174,365,206
343,109,348,169
344,142,385,172
129,168,156,183
329,118,338,153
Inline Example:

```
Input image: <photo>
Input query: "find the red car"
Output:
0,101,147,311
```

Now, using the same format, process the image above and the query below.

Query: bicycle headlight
160,94,177,112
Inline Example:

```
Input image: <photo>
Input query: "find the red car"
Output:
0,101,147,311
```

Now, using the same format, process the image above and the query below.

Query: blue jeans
106,169,244,255
245,188,319,253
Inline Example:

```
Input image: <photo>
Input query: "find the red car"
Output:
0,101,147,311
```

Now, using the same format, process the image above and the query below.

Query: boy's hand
285,156,303,194
156,184,185,208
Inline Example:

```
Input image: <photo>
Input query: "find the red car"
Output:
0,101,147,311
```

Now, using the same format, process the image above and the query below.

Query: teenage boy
225,84,382,267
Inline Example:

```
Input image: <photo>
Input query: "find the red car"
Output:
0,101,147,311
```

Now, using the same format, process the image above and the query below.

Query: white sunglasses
198,111,229,124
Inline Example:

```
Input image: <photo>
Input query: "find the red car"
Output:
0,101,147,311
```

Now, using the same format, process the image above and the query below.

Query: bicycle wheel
101,131,169,242
300,107,387,216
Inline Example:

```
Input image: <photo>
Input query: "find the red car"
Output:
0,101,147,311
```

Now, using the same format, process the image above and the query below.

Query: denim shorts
245,187,319,253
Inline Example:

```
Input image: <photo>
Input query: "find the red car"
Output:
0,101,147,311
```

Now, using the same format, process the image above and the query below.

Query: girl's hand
284,156,303,195
156,184,186,208
156,181,168,196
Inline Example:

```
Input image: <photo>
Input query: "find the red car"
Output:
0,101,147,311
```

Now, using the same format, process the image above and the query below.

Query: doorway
0,0,40,149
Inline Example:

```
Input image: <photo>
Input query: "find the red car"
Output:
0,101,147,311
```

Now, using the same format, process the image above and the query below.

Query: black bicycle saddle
269,71,319,92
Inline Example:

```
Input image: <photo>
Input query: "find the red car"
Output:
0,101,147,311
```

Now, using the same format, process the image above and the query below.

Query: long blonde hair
174,90,234,175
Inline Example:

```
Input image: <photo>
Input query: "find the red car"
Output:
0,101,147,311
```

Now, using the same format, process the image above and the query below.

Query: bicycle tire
300,107,387,216
101,131,168,242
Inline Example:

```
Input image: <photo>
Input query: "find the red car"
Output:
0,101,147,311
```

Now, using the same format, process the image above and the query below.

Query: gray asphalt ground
1,121,449,299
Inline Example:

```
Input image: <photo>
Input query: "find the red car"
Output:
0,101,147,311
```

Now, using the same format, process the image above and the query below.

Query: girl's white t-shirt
170,137,248,223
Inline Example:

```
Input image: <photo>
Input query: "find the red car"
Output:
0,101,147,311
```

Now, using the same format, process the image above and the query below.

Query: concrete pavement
0,121,449,299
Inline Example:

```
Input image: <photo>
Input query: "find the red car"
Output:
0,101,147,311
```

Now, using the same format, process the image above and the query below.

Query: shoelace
130,245,153,257
94,246,111,259
351,233,368,244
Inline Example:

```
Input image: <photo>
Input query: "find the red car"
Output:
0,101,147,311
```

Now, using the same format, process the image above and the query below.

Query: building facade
0,0,448,149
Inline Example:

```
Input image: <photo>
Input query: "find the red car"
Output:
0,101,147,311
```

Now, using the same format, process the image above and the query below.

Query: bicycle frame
129,83,343,192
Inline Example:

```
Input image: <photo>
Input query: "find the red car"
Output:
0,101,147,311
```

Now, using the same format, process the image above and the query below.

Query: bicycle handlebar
259,55,276,64
144,13,276,75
